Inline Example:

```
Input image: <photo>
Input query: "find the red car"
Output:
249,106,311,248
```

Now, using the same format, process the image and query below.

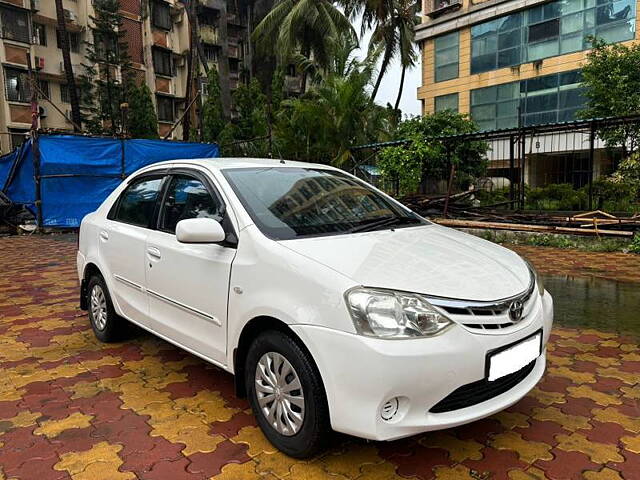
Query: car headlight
525,260,544,296
345,287,452,339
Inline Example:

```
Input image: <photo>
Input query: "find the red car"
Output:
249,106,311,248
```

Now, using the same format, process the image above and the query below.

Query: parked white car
77,158,553,458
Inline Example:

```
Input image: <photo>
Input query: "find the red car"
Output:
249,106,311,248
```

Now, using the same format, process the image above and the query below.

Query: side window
114,177,163,227
160,175,224,234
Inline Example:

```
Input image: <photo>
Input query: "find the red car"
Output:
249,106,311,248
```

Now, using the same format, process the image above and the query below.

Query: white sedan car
77,158,553,458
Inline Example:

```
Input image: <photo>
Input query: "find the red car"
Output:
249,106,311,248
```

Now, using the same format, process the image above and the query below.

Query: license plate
488,333,541,381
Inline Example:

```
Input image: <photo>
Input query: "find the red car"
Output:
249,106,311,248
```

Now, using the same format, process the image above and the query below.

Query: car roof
147,157,336,171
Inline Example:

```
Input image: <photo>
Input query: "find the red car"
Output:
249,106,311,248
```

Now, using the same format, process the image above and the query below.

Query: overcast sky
354,17,422,117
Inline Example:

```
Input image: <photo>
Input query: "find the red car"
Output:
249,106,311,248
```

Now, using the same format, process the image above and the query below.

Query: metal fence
350,115,640,213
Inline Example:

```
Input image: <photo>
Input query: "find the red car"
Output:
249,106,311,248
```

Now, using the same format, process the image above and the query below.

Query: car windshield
222,167,426,240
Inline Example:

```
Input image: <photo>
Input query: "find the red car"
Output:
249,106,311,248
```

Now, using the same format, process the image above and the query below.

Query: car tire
245,330,331,458
86,274,124,343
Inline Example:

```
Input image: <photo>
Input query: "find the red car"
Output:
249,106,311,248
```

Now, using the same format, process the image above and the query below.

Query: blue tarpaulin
0,134,218,227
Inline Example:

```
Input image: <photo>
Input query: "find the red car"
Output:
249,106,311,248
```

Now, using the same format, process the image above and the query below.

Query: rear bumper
291,292,553,441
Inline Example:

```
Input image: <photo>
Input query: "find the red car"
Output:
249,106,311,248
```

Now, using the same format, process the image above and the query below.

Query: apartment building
416,0,638,185
0,0,260,154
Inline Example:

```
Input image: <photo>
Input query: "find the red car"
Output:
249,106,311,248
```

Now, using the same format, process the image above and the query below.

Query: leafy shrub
526,183,587,211
589,178,638,212
630,235,640,254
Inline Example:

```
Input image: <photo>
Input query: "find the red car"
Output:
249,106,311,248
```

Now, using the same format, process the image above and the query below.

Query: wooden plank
433,218,634,237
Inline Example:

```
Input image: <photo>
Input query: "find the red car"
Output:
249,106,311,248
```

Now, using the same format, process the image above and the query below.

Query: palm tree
341,0,419,103
252,0,356,90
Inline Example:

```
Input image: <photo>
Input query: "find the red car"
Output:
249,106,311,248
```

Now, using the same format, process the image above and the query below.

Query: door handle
99,231,109,241
147,247,161,260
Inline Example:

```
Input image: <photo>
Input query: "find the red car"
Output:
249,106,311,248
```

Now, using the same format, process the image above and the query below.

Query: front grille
429,360,536,413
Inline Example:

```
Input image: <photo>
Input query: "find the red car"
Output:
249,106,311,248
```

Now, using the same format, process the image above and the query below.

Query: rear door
98,173,166,325
144,168,237,364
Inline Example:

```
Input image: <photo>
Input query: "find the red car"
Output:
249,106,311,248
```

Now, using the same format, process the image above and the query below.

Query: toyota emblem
509,300,524,322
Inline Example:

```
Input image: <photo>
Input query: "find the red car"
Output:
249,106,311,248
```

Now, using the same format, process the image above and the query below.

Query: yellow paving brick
596,367,639,385
34,412,94,438
174,390,239,423
492,410,531,429
556,433,624,464
433,464,476,479
620,352,640,362
66,380,106,399
1,410,41,428
547,366,596,384
54,441,134,480
289,462,350,480
508,467,551,479
621,435,640,454
546,354,573,367
583,468,625,480
232,426,279,457
531,406,592,431
592,407,640,433
490,431,553,464
574,353,620,367
553,339,598,353
621,385,640,399
420,432,484,462
253,451,299,477
358,462,404,479
212,461,277,480
528,388,566,406
566,385,622,406
321,444,385,477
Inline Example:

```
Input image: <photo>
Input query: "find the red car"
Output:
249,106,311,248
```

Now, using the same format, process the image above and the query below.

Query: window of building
435,93,459,112
56,30,81,53
203,45,218,62
38,80,49,98
471,0,636,74
94,32,117,60
114,177,164,228
60,83,81,103
0,6,30,44
434,31,459,82
470,70,584,130
33,23,46,46
4,67,31,103
152,0,172,30
153,48,173,76
156,95,174,122
9,129,28,150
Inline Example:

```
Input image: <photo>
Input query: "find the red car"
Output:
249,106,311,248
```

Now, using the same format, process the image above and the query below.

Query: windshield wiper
347,216,419,233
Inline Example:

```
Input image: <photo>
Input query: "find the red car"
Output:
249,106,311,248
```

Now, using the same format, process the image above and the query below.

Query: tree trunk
182,0,198,141
55,0,82,131
394,65,406,111
371,53,391,102
217,2,232,118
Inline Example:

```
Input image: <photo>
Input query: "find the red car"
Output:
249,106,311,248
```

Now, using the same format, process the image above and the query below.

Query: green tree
579,38,640,157
252,0,355,89
79,0,132,134
377,111,488,194
201,68,226,143
126,84,158,139
274,36,391,165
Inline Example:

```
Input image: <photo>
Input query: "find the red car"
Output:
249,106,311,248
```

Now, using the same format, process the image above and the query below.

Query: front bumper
291,291,553,441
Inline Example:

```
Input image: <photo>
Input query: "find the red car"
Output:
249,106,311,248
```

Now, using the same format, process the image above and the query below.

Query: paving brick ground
0,233,638,480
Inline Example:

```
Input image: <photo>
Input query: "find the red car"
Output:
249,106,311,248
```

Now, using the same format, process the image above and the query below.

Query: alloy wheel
90,284,108,331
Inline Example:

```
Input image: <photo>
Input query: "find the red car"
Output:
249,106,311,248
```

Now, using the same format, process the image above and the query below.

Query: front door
145,172,235,365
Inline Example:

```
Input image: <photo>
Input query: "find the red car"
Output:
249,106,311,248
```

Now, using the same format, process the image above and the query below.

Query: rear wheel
87,275,125,342
245,330,331,458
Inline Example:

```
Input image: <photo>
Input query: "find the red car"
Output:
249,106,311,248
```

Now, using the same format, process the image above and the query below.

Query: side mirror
176,218,226,243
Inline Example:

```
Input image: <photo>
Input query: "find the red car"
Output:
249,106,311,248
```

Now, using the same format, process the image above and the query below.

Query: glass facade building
435,31,460,82
471,0,636,74
435,93,459,112
470,70,585,130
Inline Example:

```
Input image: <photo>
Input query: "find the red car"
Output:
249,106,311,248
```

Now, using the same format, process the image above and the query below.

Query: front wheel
245,330,331,458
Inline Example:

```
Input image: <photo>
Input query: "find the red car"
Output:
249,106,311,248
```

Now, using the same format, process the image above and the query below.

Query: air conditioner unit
64,9,78,23
38,106,47,119
34,56,45,70
31,0,40,11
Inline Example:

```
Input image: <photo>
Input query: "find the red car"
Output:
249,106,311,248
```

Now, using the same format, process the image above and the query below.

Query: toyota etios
77,158,553,458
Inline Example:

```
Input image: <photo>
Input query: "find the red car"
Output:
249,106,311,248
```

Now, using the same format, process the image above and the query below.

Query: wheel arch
80,262,104,310
232,316,324,400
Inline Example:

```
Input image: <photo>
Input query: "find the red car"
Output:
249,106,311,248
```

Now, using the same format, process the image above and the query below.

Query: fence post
519,132,526,210
120,138,126,180
588,122,595,211
509,134,515,209
32,132,43,230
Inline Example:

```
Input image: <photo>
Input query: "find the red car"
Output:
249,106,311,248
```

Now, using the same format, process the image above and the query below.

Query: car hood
279,224,530,301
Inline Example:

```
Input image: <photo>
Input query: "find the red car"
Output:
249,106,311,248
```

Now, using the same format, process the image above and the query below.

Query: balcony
427,0,462,18
200,25,219,45
228,44,240,58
